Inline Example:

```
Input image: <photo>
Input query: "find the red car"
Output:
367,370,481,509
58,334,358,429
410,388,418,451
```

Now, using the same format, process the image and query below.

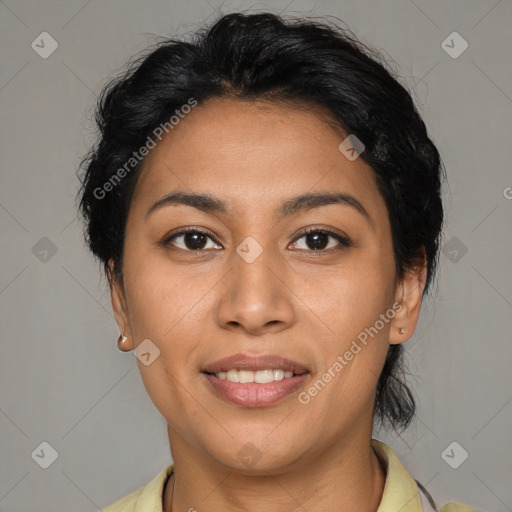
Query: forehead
131,97,385,221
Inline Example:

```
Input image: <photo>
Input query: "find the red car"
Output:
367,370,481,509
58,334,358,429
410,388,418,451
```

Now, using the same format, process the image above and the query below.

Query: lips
203,372,309,407
201,354,310,407
202,353,309,375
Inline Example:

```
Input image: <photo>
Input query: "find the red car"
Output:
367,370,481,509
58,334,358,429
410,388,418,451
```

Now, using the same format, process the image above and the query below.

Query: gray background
1,1,511,511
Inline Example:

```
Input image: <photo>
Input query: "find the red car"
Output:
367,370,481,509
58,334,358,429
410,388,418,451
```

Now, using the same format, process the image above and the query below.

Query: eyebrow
146,190,372,225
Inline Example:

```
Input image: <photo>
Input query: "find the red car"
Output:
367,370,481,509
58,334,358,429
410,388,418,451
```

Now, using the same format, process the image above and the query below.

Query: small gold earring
117,334,129,351
399,328,406,334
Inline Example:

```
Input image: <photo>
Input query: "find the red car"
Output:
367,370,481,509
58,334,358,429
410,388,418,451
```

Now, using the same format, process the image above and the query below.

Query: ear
108,259,134,350
389,248,427,345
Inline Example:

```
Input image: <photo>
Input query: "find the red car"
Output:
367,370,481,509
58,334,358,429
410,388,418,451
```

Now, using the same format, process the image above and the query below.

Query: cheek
124,265,213,356
294,246,395,402
122,258,211,419
121,230,201,339
295,245,395,340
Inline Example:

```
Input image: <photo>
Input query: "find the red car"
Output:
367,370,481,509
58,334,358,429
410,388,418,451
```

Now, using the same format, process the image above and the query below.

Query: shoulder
101,463,174,512
371,439,480,512
440,503,482,512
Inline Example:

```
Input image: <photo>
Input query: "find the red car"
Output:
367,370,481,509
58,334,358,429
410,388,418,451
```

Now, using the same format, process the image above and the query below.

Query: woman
78,11,480,512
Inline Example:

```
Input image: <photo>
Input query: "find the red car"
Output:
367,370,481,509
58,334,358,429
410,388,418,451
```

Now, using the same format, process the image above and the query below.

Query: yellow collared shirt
102,439,480,511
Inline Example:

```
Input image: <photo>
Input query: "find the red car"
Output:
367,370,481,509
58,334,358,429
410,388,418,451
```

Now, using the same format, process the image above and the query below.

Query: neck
163,430,386,512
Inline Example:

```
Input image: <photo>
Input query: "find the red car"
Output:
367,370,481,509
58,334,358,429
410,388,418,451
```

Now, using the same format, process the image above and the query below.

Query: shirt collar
372,439,423,511
134,462,173,511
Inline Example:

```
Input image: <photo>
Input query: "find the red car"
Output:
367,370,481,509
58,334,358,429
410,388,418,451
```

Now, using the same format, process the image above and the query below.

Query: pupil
308,233,327,250
185,232,206,250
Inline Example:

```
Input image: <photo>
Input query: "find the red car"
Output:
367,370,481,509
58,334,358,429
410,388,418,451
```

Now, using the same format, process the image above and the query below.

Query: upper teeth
215,369,294,383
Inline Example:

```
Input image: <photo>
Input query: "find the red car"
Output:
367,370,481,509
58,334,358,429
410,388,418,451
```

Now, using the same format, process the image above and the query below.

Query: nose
215,243,296,337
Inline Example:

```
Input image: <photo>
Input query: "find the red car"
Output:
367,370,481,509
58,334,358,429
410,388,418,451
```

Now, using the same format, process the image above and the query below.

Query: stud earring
117,334,130,351
399,328,406,334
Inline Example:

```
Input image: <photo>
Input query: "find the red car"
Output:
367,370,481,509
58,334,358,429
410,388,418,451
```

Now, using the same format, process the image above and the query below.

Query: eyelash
161,226,351,253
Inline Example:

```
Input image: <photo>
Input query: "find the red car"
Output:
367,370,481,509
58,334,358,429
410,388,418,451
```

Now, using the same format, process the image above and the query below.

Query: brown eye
291,229,351,251
163,228,222,251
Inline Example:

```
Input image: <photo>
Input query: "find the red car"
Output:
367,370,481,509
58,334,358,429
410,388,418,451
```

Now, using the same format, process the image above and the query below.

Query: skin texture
109,97,426,512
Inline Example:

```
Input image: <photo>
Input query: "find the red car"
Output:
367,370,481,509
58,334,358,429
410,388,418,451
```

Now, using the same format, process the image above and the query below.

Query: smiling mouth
202,369,310,408
201,353,310,406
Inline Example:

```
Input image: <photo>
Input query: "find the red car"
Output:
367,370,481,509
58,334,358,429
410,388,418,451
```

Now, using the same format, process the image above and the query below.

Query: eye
163,227,222,251
290,228,351,252
161,226,350,253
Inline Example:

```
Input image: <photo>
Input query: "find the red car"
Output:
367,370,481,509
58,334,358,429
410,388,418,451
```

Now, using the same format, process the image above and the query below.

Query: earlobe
108,259,134,351
389,249,427,345
388,299,411,346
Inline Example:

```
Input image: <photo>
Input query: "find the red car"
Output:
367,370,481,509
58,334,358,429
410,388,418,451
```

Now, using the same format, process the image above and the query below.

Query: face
110,97,425,473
